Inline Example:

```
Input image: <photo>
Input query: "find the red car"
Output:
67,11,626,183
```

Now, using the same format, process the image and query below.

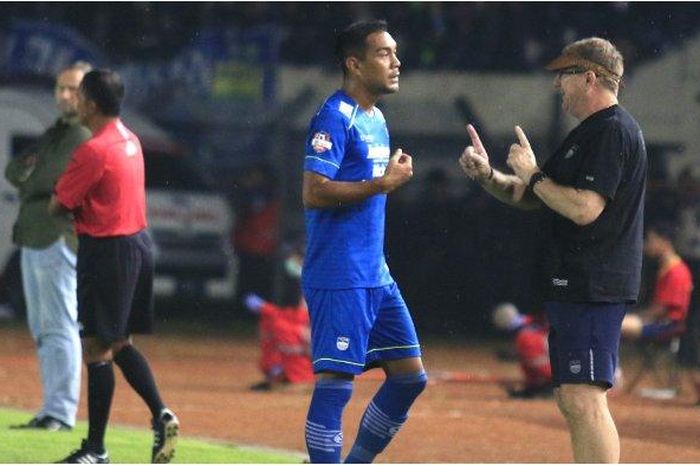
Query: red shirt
56,120,147,237
233,199,281,256
258,304,283,375
654,259,694,322
515,320,552,389
259,300,313,383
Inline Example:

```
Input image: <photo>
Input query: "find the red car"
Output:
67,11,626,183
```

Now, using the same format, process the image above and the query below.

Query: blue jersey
302,90,394,289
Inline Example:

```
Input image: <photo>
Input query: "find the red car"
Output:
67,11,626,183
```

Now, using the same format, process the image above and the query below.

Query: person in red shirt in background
621,221,698,402
622,222,693,341
244,246,313,391
232,163,281,308
492,302,553,399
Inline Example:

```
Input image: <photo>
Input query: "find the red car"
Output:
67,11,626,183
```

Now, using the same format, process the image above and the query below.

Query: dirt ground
1,321,699,463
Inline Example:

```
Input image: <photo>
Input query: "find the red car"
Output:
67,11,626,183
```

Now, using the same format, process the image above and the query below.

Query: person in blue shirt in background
301,20,427,464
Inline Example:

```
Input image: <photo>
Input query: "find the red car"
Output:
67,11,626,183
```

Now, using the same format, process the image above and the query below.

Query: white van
0,84,236,312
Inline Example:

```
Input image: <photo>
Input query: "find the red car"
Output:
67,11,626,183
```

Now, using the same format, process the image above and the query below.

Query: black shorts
77,231,155,343
678,305,700,368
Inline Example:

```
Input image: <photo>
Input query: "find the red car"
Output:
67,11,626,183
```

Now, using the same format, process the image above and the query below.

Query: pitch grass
0,407,303,463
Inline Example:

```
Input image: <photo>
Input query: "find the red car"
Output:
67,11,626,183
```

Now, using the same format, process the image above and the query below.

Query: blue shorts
641,321,685,341
545,301,628,389
303,283,421,375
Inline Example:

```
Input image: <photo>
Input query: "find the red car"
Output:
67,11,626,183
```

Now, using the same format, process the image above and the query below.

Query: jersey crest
311,131,333,153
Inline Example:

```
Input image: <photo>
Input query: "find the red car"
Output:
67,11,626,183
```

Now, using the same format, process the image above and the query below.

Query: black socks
113,344,165,418
86,361,115,453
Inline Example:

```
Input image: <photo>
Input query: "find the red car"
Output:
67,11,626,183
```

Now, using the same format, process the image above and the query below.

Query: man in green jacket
6,62,92,431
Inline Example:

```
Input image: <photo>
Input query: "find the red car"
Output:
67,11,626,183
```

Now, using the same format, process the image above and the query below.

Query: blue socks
305,372,428,463
345,372,428,463
305,378,353,463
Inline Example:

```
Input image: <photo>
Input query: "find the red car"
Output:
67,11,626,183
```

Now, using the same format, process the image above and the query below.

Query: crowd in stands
2,3,699,71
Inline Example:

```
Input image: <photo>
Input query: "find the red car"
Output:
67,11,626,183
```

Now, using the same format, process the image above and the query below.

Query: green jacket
4,117,91,252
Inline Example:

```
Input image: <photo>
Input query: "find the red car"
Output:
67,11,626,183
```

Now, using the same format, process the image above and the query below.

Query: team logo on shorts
569,359,582,374
336,336,350,351
311,131,333,153
333,432,343,444
564,144,579,159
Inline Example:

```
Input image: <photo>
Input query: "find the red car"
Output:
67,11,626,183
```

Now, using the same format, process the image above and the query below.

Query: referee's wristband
527,170,547,191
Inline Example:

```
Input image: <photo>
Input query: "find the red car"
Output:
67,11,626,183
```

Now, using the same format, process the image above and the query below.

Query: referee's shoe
151,408,180,463
56,440,109,464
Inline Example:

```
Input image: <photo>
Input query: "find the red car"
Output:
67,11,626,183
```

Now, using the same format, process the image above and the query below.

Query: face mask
285,256,303,279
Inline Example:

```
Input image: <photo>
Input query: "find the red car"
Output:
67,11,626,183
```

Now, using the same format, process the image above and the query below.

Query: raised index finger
514,125,531,149
466,124,485,153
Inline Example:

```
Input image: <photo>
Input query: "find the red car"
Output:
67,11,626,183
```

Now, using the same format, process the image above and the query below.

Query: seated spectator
677,293,700,406
622,221,693,343
622,222,700,405
244,248,313,391
492,302,553,399
676,168,700,403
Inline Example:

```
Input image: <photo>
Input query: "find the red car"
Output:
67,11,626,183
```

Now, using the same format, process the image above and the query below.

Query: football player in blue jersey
301,20,427,463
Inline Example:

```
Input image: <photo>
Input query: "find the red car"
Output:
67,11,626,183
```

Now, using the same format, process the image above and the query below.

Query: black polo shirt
541,104,647,303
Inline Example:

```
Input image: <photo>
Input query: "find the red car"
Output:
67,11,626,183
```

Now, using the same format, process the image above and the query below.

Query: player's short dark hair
335,19,388,76
647,220,677,245
60,61,93,75
80,69,124,116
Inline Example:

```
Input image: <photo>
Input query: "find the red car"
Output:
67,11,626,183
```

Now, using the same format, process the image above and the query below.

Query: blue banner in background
2,20,280,106
2,20,106,76
120,25,280,107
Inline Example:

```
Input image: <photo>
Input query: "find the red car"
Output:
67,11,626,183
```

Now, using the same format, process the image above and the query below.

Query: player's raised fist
382,148,413,192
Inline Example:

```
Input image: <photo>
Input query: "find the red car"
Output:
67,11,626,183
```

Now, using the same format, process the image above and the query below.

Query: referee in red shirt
49,69,179,464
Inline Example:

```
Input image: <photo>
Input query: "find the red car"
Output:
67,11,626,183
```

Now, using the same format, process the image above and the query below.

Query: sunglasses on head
557,66,590,78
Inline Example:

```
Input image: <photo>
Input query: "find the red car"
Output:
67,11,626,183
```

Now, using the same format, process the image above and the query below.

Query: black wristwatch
528,170,547,191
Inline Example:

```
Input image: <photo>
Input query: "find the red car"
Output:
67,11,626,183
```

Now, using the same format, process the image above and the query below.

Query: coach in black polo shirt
459,37,646,463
